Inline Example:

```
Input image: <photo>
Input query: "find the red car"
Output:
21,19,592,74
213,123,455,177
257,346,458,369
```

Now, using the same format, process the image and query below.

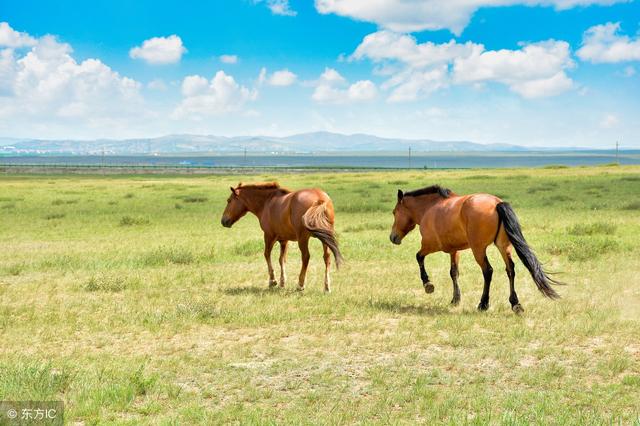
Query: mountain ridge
0,132,597,154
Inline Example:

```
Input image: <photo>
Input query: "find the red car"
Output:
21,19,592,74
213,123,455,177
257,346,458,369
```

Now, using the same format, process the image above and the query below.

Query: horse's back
421,193,502,252
292,188,331,206
460,193,502,222
290,188,333,219
269,189,333,238
460,193,503,247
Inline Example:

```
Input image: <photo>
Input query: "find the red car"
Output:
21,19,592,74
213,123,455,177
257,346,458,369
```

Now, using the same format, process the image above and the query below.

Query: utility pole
408,146,412,169
243,146,247,166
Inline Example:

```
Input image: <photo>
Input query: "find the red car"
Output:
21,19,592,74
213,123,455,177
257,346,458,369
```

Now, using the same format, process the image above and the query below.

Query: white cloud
312,68,377,103
353,30,479,68
173,71,257,119
147,78,168,91
269,0,297,15
129,35,186,65
315,0,627,35
181,75,209,97
348,80,377,101
268,69,297,86
600,113,619,128
318,67,347,85
453,40,575,98
258,68,298,86
0,30,142,128
0,48,16,94
353,31,575,100
577,22,640,63
220,54,238,64
385,67,449,102
0,22,37,48
508,71,574,98
255,0,297,16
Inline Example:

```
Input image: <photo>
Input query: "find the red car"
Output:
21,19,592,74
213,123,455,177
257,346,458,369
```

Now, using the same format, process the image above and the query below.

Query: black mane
404,185,452,198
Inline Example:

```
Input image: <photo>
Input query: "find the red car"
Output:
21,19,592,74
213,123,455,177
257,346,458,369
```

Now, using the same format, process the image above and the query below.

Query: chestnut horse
390,185,561,313
221,182,343,291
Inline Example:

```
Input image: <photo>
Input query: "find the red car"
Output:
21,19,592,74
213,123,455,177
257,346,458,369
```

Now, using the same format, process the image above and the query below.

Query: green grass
567,222,616,236
119,215,150,226
141,246,196,266
83,273,141,292
181,196,208,203
1,166,640,424
622,201,640,211
546,236,621,262
44,213,66,220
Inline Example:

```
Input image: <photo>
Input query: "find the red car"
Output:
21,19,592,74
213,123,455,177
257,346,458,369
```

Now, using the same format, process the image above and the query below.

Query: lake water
1,152,639,169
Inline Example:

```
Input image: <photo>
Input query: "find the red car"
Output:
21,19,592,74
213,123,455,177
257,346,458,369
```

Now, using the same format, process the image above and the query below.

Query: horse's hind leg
322,243,331,293
278,241,288,288
297,236,310,291
416,249,434,294
450,251,461,305
264,235,277,288
472,247,493,311
498,243,524,314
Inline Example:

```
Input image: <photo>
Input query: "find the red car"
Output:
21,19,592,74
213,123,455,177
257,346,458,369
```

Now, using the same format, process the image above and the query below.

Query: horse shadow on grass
223,284,465,317
222,285,305,296
360,299,451,316
222,286,269,296
223,287,454,316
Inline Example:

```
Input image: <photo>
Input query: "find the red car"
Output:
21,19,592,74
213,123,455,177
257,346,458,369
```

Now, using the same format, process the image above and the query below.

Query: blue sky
1,0,639,147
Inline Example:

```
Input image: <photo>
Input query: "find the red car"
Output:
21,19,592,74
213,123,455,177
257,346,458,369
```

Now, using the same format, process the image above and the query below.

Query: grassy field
1,166,640,425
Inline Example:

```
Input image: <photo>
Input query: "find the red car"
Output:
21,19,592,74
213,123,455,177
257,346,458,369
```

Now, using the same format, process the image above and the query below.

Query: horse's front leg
264,234,277,288
416,249,434,293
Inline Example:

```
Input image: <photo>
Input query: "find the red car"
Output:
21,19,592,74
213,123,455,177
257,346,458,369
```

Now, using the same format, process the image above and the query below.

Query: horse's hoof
268,280,278,288
324,288,331,293
512,304,524,315
450,298,460,306
477,302,489,311
296,286,305,292
423,283,435,294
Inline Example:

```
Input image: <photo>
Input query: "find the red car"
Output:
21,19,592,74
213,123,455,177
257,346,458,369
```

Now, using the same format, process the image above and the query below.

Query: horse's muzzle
389,233,402,245
221,217,233,228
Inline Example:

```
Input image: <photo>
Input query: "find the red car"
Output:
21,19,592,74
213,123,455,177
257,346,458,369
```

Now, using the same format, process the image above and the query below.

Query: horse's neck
241,189,282,216
406,195,440,222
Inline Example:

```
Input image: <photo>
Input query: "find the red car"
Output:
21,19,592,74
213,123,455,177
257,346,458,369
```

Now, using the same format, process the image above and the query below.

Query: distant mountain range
0,132,600,155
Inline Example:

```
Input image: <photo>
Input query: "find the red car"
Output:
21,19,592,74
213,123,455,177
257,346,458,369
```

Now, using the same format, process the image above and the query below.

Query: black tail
302,201,344,268
496,202,562,299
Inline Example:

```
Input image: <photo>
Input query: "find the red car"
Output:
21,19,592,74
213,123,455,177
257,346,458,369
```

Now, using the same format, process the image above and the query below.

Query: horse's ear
397,189,404,202
230,186,238,195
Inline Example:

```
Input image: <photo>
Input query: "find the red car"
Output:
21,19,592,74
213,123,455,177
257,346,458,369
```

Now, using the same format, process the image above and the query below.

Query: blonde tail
302,201,343,267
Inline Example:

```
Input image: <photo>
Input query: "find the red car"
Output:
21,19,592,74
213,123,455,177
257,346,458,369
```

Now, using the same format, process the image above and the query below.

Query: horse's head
221,185,248,228
390,189,416,245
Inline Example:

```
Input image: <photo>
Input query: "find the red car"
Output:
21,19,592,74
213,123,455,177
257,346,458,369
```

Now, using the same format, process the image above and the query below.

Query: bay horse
221,182,343,292
389,185,561,313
